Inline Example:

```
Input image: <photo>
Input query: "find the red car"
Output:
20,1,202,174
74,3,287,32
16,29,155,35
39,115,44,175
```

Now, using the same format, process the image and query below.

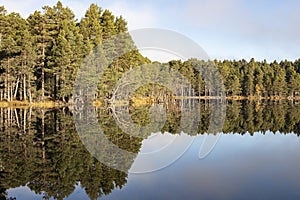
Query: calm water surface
1,100,300,200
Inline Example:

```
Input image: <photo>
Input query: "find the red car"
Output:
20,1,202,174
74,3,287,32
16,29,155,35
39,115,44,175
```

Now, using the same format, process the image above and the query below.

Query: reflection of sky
7,132,300,200
129,132,195,173
7,186,47,200
101,132,300,200
7,183,89,200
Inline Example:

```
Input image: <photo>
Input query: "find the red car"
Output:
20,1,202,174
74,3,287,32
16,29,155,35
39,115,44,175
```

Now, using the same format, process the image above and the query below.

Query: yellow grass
0,95,299,109
130,97,154,106
0,100,62,108
227,96,248,100
93,100,102,107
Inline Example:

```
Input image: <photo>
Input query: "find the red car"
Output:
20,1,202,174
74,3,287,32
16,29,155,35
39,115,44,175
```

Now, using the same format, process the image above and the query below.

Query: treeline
129,58,300,103
159,58,300,98
0,1,147,103
216,59,300,97
77,52,300,102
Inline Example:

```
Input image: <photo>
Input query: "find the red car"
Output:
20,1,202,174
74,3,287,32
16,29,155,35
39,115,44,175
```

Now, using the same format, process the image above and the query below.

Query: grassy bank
131,95,300,106
0,101,65,108
1,96,300,108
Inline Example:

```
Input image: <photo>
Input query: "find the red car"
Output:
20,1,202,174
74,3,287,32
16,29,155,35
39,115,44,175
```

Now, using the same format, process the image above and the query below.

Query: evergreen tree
27,11,52,100
254,65,264,96
242,58,254,96
101,10,116,40
79,3,103,53
272,61,287,96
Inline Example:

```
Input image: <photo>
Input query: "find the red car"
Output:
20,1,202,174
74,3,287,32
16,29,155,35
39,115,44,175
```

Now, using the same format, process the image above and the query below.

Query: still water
1,100,300,200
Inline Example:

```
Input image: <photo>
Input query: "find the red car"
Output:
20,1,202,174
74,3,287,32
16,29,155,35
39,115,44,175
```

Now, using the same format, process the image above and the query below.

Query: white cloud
105,1,158,30
1,0,159,28
181,0,300,61
1,0,97,20
1,0,62,17
61,0,92,20
183,0,242,28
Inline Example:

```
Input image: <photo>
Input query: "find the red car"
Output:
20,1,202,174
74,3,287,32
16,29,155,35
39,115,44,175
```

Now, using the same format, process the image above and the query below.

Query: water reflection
0,108,133,200
129,132,194,173
0,100,300,199
103,132,300,200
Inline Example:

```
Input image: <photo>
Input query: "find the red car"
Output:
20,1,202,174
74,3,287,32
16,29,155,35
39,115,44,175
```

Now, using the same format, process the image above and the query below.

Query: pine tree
79,3,103,53
101,10,116,40
242,58,255,96
44,1,78,100
271,61,287,96
27,11,52,101
0,12,29,101
20,28,36,102
286,63,300,97
254,66,264,96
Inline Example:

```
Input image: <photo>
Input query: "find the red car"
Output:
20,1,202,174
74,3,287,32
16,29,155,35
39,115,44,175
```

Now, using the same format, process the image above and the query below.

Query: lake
1,100,300,200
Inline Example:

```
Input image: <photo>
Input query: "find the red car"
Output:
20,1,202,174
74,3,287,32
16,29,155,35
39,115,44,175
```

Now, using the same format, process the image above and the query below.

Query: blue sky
1,0,300,62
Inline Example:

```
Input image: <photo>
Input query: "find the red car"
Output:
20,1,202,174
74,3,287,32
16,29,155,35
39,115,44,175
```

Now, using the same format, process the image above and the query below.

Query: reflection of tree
0,107,141,200
220,100,300,135
1,101,300,199
128,100,300,136
0,185,6,200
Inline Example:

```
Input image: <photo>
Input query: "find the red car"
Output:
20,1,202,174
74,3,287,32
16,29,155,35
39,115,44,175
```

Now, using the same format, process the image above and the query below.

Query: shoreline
1,96,299,108
0,101,66,109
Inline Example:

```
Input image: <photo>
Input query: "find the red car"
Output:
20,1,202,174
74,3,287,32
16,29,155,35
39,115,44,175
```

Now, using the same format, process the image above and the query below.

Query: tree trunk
23,75,27,101
28,72,32,103
10,83,13,101
6,58,10,101
14,77,20,99
41,109,45,160
23,109,27,134
41,44,45,101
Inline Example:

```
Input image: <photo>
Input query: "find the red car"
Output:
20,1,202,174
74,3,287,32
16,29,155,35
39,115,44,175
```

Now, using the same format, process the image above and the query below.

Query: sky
1,0,300,62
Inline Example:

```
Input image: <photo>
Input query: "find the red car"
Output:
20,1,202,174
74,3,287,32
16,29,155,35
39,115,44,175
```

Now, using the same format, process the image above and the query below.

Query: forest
1,1,300,105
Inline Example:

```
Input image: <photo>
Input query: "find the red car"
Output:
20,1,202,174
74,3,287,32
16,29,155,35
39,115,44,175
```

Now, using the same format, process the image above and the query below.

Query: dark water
1,100,300,200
